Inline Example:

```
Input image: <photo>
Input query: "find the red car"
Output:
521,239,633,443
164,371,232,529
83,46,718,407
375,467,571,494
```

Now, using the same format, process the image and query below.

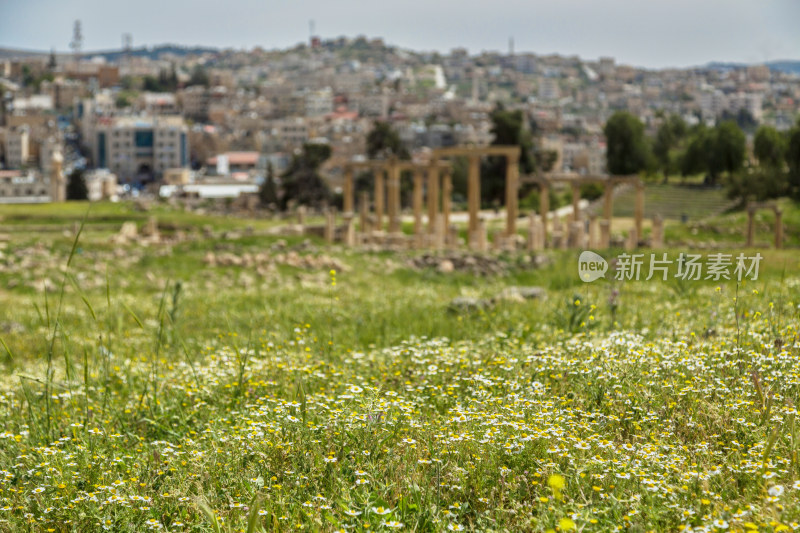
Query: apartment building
0,170,50,203
90,116,189,183
305,88,334,117
3,126,30,169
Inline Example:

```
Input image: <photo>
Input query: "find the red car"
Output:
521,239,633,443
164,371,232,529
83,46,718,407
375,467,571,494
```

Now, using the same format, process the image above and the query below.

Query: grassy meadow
0,201,799,532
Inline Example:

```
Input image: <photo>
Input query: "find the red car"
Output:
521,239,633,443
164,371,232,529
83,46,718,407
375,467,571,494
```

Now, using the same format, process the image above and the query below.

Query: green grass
664,197,800,248
0,201,285,232
0,202,800,532
610,183,736,221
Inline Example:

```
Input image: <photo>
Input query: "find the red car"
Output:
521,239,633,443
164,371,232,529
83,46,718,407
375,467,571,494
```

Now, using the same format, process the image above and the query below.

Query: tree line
605,110,800,202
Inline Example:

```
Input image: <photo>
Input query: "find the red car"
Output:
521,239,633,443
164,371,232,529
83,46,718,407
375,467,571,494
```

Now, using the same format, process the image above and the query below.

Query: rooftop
207,151,260,166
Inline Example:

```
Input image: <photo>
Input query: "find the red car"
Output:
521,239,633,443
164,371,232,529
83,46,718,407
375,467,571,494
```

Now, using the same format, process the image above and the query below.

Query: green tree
481,104,534,205
729,125,789,201
120,76,136,90
66,169,88,201
354,170,373,195
259,161,279,207
187,65,210,88
280,143,332,209
169,66,179,91
754,126,787,168
653,115,687,178
727,167,788,202
21,65,35,87
534,149,558,173
709,121,746,183
115,93,133,108
142,76,164,92
680,125,712,178
787,121,800,199
721,108,758,133
604,111,652,175
681,122,746,185
366,121,408,159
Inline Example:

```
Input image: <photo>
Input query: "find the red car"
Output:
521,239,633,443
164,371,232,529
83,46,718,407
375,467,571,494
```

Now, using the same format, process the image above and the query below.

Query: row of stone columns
342,158,660,251
335,169,780,252
533,179,646,250
344,162,455,246
523,213,664,251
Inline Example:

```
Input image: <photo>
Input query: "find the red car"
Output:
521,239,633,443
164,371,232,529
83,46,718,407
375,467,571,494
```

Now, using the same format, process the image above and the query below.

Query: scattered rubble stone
1,321,25,334
448,297,493,313
496,286,547,301
203,250,347,274
449,286,547,313
407,253,521,276
437,259,455,274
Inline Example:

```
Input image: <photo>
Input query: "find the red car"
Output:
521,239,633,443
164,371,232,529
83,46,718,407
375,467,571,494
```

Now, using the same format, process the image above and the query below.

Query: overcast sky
1,0,798,69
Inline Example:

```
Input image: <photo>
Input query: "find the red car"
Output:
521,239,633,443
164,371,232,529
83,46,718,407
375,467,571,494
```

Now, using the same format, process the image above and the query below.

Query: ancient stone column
568,221,585,249
387,161,401,234
634,182,645,242
102,177,115,199
551,229,563,250
427,164,439,235
527,214,543,251
492,230,505,252
325,210,335,244
413,170,423,240
505,152,519,237
142,216,159,237
625,227,637,251
651,214,664,249
539,183,549,245
467,155,481,245
434,213,445,250
603,181,613,234
343,167,354,214
442,170,452,235
746,207,755,247
448,225,459,249
527,214,536,251
296,205,306,226
553,215,562,235
588,215,599,248
50,150,65,202
477,218,488,252
374,167,384,232
599,219,611,249
359,191,369,233
571,182,581,222
343,213,355,247
775,209,783,249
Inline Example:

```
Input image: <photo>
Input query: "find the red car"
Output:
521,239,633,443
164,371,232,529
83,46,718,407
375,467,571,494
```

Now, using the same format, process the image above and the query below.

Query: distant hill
84,45,220,62
766,61,800,75
0,42,798,75
0,44,220,62
707,60,800,75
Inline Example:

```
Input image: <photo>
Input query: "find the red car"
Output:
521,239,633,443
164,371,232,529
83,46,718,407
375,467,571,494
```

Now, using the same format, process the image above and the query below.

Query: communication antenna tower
70,20,83,66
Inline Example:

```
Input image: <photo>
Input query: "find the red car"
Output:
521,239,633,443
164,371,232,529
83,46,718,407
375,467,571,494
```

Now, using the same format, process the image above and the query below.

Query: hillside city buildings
0,35,798,203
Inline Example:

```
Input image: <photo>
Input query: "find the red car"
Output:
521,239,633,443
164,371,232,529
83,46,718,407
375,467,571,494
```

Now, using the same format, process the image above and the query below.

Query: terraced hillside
606,184,737,221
